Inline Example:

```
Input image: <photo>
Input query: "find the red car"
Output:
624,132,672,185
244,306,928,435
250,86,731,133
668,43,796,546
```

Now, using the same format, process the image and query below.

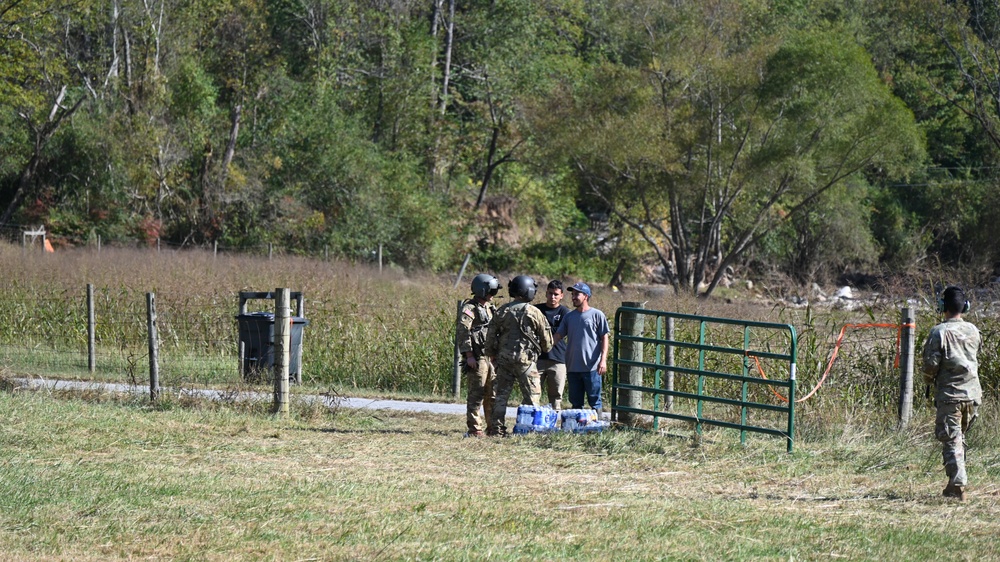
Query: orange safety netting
751,322,915,403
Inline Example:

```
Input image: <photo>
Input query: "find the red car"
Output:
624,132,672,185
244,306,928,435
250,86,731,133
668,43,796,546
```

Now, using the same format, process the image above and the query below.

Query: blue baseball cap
568,282,591,297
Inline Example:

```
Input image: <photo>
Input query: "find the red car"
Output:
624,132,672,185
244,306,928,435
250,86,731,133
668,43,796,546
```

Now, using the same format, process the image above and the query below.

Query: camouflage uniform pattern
457,298,497,434
922,318,982,488
484,302,553,435
934,401,979,487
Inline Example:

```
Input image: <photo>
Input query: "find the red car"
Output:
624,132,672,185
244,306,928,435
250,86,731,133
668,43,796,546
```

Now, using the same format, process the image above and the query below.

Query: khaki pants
465,357,496,434
490,359,541,435
935,401,979,487
537,359,566,409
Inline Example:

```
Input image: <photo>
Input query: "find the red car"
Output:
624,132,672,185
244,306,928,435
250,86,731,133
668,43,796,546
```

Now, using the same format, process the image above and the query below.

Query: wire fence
0,282,458,395
0,283,921,403
0,233,961,408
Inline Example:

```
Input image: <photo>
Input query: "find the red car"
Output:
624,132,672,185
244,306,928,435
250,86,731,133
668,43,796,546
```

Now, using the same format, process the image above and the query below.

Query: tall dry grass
0,243,461,394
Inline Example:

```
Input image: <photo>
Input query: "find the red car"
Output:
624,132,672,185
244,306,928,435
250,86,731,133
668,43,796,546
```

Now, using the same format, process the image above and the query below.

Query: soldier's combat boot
943,483,966,501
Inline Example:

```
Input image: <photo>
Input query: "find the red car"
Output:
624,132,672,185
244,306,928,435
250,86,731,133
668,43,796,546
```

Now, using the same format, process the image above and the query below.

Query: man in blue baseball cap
554,282,610,414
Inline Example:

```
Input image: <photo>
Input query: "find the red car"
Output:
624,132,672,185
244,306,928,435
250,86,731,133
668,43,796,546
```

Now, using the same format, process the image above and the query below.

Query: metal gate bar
611,307,797,452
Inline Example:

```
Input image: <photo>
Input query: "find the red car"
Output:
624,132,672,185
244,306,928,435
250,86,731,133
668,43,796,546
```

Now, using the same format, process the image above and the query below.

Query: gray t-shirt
556,307,610,373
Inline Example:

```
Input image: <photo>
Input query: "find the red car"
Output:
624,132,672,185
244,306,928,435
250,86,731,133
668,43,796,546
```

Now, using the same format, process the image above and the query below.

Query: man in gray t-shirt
554,282,610,412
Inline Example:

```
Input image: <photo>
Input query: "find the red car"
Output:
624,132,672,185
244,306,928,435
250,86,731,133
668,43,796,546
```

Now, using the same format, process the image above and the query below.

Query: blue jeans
567,370,602,410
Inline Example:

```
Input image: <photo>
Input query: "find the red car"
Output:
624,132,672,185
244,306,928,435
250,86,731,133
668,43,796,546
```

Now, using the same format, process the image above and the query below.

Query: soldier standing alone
485,275,553,436
922,285,982,501
456,274,501,437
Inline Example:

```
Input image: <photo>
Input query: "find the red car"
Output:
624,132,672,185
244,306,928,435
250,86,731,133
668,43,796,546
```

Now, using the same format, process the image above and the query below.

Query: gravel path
10,377,519,417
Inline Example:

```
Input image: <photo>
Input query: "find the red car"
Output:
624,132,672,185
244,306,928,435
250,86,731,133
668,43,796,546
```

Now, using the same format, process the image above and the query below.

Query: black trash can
236,311,309,383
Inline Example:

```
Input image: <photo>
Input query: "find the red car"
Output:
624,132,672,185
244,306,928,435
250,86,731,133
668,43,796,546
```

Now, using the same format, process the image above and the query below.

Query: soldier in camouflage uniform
922,286,982,501
485,275,553,436
457,274,500,437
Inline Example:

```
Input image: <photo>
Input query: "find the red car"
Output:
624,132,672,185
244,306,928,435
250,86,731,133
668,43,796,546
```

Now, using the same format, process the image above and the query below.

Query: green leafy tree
758,179,880,285
862,0,1000,267
435,0,582,268
265,79,458,268
0,0,87,225
536,4,924,295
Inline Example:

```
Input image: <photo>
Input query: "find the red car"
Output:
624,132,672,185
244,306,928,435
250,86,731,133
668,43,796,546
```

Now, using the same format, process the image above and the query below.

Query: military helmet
471,273,500,299
508,275,537,301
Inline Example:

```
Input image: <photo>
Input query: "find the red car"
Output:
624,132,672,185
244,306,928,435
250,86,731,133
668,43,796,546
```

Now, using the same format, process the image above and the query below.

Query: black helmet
471,273,500,299
508,275,537,301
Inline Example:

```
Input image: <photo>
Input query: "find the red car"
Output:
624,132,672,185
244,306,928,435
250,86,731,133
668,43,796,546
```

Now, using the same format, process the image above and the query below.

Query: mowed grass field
0,386,999,561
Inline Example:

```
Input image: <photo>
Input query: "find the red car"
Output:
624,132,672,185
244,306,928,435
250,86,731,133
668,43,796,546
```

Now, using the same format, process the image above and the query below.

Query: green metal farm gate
611,306,798,452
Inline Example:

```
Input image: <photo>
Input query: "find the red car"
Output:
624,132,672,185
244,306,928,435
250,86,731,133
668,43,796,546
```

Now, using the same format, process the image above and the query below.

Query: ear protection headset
937,287,970,314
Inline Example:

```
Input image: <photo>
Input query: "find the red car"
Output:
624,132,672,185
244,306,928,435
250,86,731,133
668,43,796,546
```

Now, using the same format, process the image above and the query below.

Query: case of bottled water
560,409,606,433
513,405,558,434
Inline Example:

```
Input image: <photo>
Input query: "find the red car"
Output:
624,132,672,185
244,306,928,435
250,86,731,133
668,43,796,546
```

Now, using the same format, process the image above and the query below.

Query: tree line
3,0,1000,295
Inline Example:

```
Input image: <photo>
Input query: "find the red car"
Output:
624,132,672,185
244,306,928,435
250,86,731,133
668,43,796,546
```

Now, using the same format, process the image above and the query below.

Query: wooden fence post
87,284,95,374
898,307,916,429
618,302,645,425
147,292,160,402
273,288,290,416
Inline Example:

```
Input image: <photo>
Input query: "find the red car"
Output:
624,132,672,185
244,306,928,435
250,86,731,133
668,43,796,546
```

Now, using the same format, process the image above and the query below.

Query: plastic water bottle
561,409,578,432
543,407,558,429
575,419,610,434
517,405,534,425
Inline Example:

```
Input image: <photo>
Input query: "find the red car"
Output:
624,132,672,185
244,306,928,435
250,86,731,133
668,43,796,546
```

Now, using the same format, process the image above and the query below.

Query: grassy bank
0,387,998,561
